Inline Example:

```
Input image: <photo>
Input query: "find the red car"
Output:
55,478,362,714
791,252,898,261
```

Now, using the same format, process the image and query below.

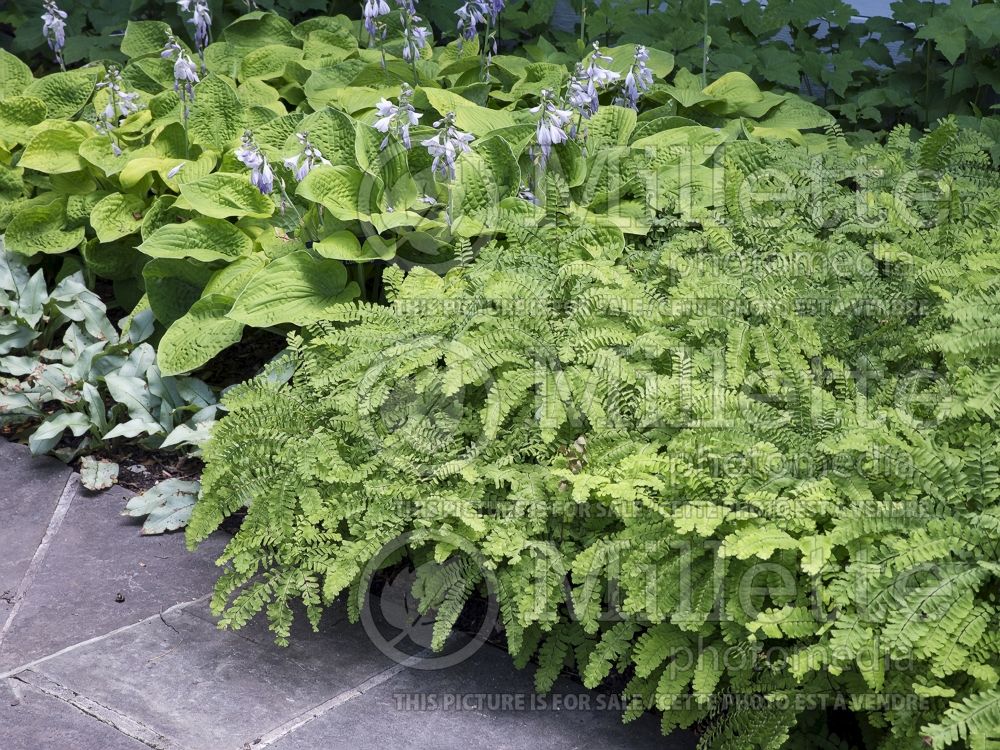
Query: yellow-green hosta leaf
313,230,361,259
90,193,146,242
19,122,91,174
291,108,358,167
585,105,637,151
5,198,85,255
630,125,726,169
600,44,674,79
702,71,762,111
157,294,245,376
82,237,144,280
180,172,275,219
0,96,46,145
222,11,297,52
420,87,519,135
450,135,520,233
120,20,175,58
24,69,98,119
140,217,254,262
143,257,215,326
239,44,304,80
79,136,130,177
229,250,358,326
0,49,33,99
297,164,381,220
188,75,245,152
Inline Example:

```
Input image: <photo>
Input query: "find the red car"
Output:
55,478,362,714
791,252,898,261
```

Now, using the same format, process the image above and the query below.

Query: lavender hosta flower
283,132,331,182
455,1,487,42
236,132,275,195
401,21,430,62
41,0,68,69
373,84,422,150
614,45,653,110
162,36,199,117
95,66,142,155
530,89,573,168
420,113,474,180
363,0,390,41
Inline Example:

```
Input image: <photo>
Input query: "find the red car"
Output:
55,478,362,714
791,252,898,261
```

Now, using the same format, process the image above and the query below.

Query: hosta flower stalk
41,0,68,71
95,65,142,156
162,34,199,154
373,84,422,150
531,89,573,169
396,0,430,83
362,0,391,67
283,132,331,182
455,0,505,81
177,0,211,69
613,45,653,110
235,132,275,195
421,112,474,181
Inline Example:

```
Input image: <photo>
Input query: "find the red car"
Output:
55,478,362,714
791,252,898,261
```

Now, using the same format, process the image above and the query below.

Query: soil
75,443,204,494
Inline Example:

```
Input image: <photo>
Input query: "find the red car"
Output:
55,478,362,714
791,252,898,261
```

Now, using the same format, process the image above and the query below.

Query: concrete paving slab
267,638,697,750
32,605,396,750
0,440,71,605
0,480,228,674
0,677,150,750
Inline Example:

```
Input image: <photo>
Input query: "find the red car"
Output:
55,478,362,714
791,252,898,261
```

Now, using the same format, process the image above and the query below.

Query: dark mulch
75,444,204,494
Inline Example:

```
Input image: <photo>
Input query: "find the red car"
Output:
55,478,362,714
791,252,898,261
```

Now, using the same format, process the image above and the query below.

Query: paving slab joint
14,668,183,750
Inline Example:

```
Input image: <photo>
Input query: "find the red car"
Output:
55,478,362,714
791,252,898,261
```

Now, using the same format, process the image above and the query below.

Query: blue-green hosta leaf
5,199,85,255
120,20,175,59
80,456,119,491
19,122,91,174
157,294,245,376
123,478,201,535
140,218,254,263
188,74,245,152
297,164,383,220
0,49,33,99
229,250,358,326
24,69,98,119
0,97,46,145
143,258,215,326
179,173,275,219
90,193,146,243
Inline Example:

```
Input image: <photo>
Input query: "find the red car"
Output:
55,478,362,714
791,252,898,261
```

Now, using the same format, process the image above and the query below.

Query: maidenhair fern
189,123,1000,749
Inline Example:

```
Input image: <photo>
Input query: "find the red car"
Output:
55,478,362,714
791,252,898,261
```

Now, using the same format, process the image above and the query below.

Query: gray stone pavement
0,439,696,750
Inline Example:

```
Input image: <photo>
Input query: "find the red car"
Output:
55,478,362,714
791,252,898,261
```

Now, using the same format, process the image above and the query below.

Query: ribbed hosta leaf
158,294,245,375
188,74,245,151
5,198,84,255
228,250,358,326
140,218,254,262
24,69,98,119
19,122,91,174
179,173,275,219
0,49,33,99
90,193,146,242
